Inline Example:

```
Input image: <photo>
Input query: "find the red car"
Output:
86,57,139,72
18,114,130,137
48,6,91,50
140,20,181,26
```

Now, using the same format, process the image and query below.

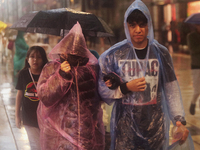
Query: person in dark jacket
187,24,200,115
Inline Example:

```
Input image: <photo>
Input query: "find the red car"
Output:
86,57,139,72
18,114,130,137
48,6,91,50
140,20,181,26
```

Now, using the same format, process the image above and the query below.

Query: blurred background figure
0,30,7,64
24,33,38,47
46,34,61,49
13,31,29,85
187,24,200,115
177,18,191,54
5,28,18,64
170,20,180,53
161,21,168,47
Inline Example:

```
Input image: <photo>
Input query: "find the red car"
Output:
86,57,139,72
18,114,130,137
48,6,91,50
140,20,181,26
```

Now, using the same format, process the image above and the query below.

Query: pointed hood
124,0,154,46
48,22,97,65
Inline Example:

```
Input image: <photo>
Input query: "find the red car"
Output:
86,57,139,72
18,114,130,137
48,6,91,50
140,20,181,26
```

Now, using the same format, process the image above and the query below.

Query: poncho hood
48,22,98,65
124,0,154,46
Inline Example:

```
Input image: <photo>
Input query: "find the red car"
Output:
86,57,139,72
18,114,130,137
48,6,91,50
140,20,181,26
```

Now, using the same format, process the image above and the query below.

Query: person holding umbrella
187,24,200,115
98,0,194,149
37,22,105,150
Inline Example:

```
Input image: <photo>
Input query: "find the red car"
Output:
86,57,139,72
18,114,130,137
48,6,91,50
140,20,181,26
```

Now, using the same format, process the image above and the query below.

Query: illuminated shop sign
187,1,200,16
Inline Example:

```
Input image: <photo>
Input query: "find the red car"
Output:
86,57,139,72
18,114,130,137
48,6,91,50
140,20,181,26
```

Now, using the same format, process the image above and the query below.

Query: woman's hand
61,61,71,73
15,115,21,129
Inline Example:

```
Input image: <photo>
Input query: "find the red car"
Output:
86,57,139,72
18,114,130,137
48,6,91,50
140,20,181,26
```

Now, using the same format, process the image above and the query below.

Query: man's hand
176,121,189,145
126,77,146,92
61,61,71,73
105,80,112,88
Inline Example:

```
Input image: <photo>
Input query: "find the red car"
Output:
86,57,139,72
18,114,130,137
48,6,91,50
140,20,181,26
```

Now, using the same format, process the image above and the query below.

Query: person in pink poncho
37,22,105,150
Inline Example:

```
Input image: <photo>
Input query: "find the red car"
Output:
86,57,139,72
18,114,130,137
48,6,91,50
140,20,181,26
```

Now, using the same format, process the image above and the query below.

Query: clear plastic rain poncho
98,0,194,149
37,22,105,150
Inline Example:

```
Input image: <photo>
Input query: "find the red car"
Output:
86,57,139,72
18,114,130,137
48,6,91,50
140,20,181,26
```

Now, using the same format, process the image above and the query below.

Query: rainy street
1,0,200,149
0,51,199,150
172,53,200,150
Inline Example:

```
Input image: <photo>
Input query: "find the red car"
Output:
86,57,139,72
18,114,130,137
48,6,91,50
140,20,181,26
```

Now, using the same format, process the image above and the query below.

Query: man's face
127,21,148,48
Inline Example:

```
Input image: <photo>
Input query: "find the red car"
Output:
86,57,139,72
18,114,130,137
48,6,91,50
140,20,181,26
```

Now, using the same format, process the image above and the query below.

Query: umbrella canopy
0,21,7,32
185,13,200,24
10,8,114,37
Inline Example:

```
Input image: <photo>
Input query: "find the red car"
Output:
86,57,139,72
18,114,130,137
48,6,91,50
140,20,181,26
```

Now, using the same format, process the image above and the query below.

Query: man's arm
102,71,146,98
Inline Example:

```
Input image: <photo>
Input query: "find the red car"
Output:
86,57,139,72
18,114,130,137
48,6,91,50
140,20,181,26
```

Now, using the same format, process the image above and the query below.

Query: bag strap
28,68,37,89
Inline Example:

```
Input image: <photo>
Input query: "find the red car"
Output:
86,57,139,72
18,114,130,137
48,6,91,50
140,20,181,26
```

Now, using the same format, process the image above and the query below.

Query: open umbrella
0,21,7,32
10,8,114,37
185,13,200,24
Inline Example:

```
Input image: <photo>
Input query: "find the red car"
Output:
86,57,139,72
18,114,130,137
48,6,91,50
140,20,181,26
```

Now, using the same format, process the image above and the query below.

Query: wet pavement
0,52,200,150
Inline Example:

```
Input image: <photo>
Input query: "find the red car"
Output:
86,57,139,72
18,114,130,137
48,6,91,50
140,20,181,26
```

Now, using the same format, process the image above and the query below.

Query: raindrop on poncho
37,22,105,150
98,0,194,149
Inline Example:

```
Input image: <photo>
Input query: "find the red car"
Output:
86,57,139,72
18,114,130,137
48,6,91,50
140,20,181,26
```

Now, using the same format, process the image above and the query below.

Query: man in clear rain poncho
98,0,194,149
37,22,105,150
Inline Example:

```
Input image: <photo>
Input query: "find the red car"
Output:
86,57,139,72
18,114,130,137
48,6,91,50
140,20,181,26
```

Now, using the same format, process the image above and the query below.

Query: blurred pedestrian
48,34,61,49
13,31,29,85
187,24,200,115
170,20,180,52
24,33,39,47
37,22,105,150
83,34,100,59
161,21,168,47
15,46,48,150
98,0,194,149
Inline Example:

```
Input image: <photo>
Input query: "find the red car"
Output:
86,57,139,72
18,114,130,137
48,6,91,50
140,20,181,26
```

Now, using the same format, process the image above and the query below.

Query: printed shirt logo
24,82,39,101
119,59,159,105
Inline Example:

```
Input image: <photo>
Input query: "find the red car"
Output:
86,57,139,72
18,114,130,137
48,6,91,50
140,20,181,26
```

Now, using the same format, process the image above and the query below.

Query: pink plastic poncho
37,22,105,150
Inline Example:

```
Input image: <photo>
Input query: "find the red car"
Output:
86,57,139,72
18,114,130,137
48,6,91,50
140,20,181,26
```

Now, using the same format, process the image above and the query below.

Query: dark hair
23,46,48,70
127,9,147,25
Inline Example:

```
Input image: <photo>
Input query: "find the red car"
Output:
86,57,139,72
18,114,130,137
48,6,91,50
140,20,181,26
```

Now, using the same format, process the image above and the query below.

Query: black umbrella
10,8,114,37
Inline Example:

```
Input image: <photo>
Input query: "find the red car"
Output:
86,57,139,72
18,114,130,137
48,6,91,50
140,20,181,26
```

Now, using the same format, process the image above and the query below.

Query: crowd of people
0,0,199,149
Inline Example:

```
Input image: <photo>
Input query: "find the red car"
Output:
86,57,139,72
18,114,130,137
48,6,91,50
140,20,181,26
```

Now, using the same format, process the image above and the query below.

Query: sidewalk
0,59,30,150
0,87,17,150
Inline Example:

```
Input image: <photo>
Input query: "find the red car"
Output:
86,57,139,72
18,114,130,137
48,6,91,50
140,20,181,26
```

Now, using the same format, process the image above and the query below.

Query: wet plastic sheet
37,22,104,150
98,0,194,149
168,135,194,150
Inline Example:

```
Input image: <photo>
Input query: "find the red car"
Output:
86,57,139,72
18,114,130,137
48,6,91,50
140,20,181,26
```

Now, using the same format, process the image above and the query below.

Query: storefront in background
187,1,200,16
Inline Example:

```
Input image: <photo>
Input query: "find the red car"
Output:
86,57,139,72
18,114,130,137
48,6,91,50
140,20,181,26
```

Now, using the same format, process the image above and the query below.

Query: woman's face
28,50,43,71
